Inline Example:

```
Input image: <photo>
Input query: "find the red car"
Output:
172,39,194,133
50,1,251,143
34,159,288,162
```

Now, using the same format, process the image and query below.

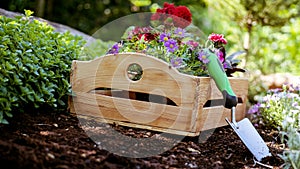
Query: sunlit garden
0,0,299,168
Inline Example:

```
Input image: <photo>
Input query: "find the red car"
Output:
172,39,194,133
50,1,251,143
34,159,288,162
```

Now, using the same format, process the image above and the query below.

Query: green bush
0,10,85,124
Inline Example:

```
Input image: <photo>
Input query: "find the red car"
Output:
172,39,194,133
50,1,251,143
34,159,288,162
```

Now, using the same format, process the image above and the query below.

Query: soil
0,111,285,169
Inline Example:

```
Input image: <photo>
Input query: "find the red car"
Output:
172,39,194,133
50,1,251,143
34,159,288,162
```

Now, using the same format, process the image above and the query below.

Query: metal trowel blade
225,118,272,161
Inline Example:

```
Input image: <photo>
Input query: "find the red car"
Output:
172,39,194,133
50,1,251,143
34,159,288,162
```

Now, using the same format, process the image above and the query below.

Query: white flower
286,116,295,123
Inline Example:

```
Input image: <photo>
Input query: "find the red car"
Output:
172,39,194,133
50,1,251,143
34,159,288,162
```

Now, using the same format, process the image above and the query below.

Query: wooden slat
195,103,246,133
74,114,202,136
72,92,195,132
197,77,249,105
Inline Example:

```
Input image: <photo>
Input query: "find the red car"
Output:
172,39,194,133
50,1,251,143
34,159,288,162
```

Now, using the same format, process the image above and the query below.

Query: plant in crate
107,2,245,78
104,2,247,110
70,2,249,137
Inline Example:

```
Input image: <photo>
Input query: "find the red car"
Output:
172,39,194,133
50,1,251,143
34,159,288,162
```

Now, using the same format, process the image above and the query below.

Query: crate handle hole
90,88,178,106
127,63,143,81
203,97,243,108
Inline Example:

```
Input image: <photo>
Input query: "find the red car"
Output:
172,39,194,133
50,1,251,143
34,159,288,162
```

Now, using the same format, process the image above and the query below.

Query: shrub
0,10,85,124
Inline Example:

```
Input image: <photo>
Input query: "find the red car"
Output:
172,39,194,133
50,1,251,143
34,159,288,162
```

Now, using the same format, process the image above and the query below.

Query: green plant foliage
248,84,300,168
280,115,300,169
0,10,85,124
81,39,115,61
248,85,300,129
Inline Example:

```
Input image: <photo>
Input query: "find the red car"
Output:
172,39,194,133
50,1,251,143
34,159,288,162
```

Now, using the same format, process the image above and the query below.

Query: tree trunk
36,0,46,17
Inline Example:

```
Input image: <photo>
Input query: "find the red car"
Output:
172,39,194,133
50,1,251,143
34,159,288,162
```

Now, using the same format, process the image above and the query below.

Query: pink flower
186,40,199,49
208,33,227,45
216,49,225,63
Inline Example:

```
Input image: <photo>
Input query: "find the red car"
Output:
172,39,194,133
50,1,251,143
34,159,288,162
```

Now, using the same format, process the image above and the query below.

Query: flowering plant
248,84,300,129
107,2,244,77
248,84,300,169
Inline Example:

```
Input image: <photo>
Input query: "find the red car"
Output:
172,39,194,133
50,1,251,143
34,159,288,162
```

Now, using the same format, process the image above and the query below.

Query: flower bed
248,84,300,168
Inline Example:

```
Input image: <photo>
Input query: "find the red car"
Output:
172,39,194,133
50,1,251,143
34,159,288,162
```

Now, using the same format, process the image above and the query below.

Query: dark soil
0,111,285,169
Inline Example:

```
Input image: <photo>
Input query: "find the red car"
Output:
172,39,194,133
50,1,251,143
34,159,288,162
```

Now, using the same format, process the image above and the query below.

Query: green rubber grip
204,49,237,108
204,49,235,96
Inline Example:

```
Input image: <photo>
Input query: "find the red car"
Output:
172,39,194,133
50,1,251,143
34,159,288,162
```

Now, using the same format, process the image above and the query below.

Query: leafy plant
0,10,85,124
280,115,300,169
248,84,300,129
248,84,300,168
81,39,115,61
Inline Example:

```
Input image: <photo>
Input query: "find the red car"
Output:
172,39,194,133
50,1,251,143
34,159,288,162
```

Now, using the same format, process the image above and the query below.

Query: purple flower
223,62,230,69
248,103,261,114
164,39,178,53
170,57,184,68
216,49,225,63
174,27,186,37
268,88,282,94
197,50,210,64
292,102,299,107
107,43,119,54
159,33,170,43
294,86,300,91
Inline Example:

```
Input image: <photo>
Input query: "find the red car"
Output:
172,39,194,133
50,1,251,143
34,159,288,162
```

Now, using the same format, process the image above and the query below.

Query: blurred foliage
1,0,172,35
2,0,138,34
202,0,300,103
81,39,115,60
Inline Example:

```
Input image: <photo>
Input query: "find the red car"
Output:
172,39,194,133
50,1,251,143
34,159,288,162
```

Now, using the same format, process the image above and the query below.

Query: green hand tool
204,48,271,162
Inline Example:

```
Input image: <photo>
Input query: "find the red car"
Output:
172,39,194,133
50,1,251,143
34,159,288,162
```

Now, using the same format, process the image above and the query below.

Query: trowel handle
204,49,238,109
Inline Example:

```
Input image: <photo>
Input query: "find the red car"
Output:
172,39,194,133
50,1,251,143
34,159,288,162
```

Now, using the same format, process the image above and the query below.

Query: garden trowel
205,49,271,161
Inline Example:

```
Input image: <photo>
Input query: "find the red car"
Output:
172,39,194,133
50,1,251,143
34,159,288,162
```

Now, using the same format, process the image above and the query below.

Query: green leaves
24,9,34,17
0,11,85,124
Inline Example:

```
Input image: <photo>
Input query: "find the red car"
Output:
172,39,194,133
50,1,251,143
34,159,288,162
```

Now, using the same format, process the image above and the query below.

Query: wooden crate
69,53,248,136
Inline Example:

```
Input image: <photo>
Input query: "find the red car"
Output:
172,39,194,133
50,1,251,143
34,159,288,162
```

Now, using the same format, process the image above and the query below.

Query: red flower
138,33,157,42
163,2,176,15
151,3,175,21
163,2,175,8
172,6,192,28
208,33,227,45
151,2,192,28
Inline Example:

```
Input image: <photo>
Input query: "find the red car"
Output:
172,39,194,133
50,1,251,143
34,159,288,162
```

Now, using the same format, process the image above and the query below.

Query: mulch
0,111,285,169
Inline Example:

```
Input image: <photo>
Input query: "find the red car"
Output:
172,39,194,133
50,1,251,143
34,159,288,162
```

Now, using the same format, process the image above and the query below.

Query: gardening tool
205,49,271,161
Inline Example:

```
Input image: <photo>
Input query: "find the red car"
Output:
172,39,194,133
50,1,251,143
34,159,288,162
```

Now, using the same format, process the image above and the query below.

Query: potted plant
69,2,249,136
